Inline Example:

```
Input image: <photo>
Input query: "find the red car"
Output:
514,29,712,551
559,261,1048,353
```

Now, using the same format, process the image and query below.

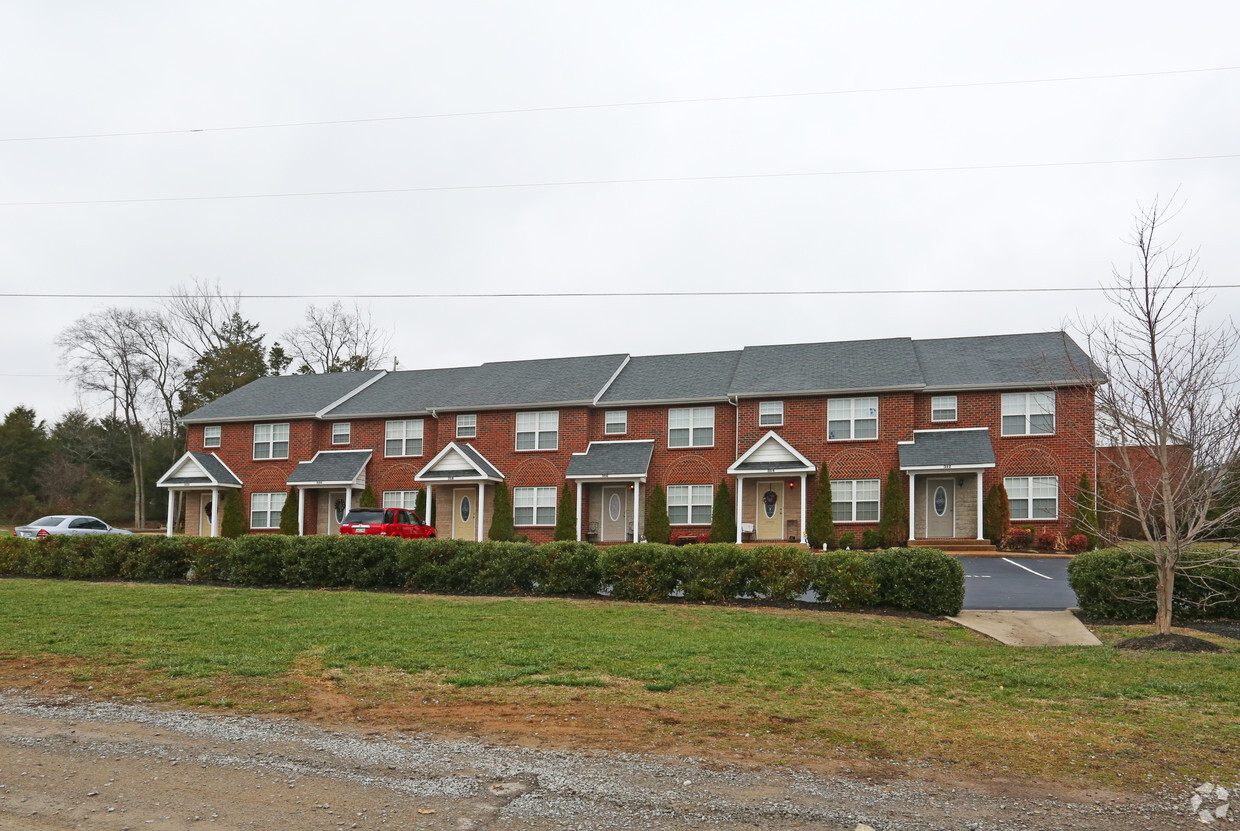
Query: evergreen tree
983,483,1011,545
878,469,907,546
357,484,377,507
0,406,50,516
553,482,577,541
645,485,671,544
709,479,736,542
1069,473,1100,549
220,490,247,538
414,489,427,523
180,313,272,413
806,463,836,550
488,481,514,541
279,487,299,535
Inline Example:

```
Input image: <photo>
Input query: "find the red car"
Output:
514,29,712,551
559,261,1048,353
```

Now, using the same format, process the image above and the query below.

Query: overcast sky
3,2,1238,424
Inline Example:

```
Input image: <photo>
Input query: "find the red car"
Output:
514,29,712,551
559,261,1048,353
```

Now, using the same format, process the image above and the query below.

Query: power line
3,65,1237,144
4,152,1239,208
3,285,1238,301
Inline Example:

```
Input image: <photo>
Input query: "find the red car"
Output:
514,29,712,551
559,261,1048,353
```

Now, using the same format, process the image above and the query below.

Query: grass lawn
0,578,1236,792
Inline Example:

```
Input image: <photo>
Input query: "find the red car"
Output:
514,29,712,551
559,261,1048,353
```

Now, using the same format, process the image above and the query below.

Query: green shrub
1067,548,1240,620
878,469,907,546
537,541,603,595
220,491,247,538
399,537,473,592
837,531,855,550
709,480,736,543
284,535,402,588
811,551,878,608
448,541,543,594
115,536,190,580
553,483,576,542
279,488,299,535
677,543,756,602
357,484,377,507
600,543,680,601
645,486,670,544
183,537,232,581
983,483,1011,545
488,482,515,542
750,546,813,601
867,547,965,615
861,529,882,549
227,534,294,585
806,464,836,550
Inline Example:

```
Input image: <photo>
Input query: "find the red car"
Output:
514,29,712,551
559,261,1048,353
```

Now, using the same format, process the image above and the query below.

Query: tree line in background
0,279,395,526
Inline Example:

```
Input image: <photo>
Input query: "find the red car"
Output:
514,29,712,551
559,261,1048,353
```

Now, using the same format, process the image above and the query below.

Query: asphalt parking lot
956,555,1080,610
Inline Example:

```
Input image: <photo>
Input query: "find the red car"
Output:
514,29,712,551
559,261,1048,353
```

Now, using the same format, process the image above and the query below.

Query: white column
297,487,305,536
426,486,434,534
477,482,485,542
345,487,352,513
575,481,583,542
975,472,984,540
735,476,744,544
799,473,807,545
906,473,916,543
633,482,641,542
166,490,175,537
210,488,219,537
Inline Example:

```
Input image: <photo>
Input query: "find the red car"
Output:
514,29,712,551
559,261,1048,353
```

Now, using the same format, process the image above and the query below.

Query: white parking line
1002,557,1054,580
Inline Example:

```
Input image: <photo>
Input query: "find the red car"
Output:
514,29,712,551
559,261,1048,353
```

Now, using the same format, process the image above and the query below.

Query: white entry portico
727,431,816,544
898,428,996,543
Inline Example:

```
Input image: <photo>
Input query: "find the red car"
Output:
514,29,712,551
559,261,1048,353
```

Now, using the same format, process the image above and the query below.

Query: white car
12,515,134,539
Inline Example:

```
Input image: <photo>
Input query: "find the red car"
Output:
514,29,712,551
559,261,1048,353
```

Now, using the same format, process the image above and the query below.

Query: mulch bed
1115,633,1228,653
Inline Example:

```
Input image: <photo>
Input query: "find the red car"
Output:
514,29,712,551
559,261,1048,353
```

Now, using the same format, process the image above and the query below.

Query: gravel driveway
0,692,1204,830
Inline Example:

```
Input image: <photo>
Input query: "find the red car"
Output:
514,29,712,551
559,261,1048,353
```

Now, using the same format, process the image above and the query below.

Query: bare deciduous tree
283,301,394,374
162,277,244,360
1077,197,1240,634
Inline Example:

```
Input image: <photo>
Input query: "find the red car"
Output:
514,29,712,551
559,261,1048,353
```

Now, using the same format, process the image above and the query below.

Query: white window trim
456,414,477,439
1004,475,1059,521
250,491,286,529
1001,391,1056,437
759,401,784,427
382,490,421,511
668,407,715,449
331,422,351,445
252,423,290,460
515,411,559,451
831,479,881,523
513,486,557,526
930,395,958,423
385,419,424,457
604,410,628,435
827,397,879,442
203,425,221,448
667,484,713,525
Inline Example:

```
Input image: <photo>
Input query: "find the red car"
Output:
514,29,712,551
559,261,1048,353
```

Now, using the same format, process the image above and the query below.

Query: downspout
728,395,739,460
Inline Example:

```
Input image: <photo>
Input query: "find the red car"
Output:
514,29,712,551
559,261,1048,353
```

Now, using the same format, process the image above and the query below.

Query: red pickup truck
339,508,437,539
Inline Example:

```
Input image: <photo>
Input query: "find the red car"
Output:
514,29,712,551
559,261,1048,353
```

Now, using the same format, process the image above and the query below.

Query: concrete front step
913,538,997,552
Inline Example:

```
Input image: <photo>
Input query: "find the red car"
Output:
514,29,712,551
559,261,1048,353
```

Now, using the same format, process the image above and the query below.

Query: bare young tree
283,301,394,373
162,277,244,360
1078,198,1240,634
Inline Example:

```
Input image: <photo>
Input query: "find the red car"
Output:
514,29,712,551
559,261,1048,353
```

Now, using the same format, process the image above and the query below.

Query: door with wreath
755,480,784,540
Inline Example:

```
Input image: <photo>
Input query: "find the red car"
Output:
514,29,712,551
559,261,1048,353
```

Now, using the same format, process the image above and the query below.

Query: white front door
453,488,475,540
327,490,346,535
601,485,628,542
755,480,784,540
199,496,214,537
927,478,955,538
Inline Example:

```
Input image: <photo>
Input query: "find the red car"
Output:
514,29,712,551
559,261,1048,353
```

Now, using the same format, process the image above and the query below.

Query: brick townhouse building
156,331,1101,547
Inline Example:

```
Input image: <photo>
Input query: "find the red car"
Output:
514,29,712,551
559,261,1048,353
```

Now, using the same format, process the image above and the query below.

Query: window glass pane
856,480,880,501
668,409,690,429
1030,414,1054,434
827,419,849,441
255,424,271,442
385,421,402,439
1031,392,1054,415
1002,415,1026,435
667,485,688,502
832,503,852,522
827,399,849,419
1004,477,1029,499
668,428,689,447
516,413,536,430
854,418,877,439
692,407,713,426
407,438,423,455
254,443,271,459
605,411,626,433
538,430,558,449
333,423,349,442
694,426,714,446
1032,498,1057,519
514,507,533,525
1001,393,1023,415
515,432,535,450
690,505,712,524
273,424,289,441
1010,501,1029,520
858,398,878,417
668,506,688,524
1032,477,1058,498
856,502,879,522
386,439,404,455
272,441,288,459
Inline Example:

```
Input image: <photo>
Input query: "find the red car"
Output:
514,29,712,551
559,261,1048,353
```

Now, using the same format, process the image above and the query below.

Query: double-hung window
828,397,878,440
667,484,713,525
250,492,286,528
456,414,477,439
253,423,289,459
385,419,424,456
1001,392,1055,436
668,407,714,447
604,410,627,435
931,395,957,422
203,425,221,448
832,479,880,522
514,486,556,525
1005,476,1059,520
759,401,784,427
382,490,420,510
515,411,558,450
331,422,351,445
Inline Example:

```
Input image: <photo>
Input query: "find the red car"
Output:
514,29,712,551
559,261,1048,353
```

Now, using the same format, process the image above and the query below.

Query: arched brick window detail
998,445,1061,478
510,457,560,487
823,449,884,480
666,454,717,483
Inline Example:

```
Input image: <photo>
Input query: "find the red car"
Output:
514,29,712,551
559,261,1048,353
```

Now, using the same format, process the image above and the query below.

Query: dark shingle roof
287,450,372,485
322,366,476,417
183,371,383,422
913,332,1102,389
445,354,627,409
192,451,242,486
566,441,655,478
898,429,996,469
597,351,741,404
729,338,923,396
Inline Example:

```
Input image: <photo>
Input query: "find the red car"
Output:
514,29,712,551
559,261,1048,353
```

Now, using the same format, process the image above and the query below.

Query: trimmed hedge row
1067,548,1240,620
0,536,965,615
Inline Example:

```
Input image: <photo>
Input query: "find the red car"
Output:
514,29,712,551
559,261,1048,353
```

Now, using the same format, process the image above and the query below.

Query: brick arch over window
510,457,561,487
665,454,717,483
380,461,420,489
248,469,288,493
822,449,885,480
999,445,1061,478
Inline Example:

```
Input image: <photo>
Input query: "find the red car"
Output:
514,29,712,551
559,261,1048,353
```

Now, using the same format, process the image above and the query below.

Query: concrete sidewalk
947,610,1102,646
